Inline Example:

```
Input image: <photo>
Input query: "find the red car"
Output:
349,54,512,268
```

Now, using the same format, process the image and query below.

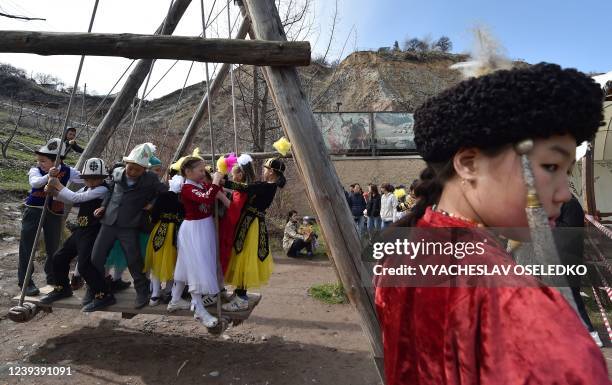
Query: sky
0,0,610,100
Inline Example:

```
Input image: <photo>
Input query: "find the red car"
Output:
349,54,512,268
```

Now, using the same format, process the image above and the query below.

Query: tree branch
0,11,46,21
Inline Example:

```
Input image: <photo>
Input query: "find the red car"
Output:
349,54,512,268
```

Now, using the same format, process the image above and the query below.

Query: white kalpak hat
36,138,65,158
81,158,106,179
123,143,157,168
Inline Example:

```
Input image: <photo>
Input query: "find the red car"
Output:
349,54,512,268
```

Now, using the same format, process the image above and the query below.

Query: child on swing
222,148,288,312
166,156,225,327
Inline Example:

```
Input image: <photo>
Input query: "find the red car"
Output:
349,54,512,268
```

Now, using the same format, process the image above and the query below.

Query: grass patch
582,287,612,333
308,282,348,304
0,165,29,192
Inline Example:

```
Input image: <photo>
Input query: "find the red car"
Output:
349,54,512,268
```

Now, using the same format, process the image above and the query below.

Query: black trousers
18,206,62,286
91,225,149,296
572,286,595,332
287,238,313,257
52,225,107,293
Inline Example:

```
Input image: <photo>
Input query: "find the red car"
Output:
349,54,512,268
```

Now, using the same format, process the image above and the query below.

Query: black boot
70,274,84,290
113,279,131,291
81,286,95,306
20,281,40,297
82,292,116,312
134,284,150,309
40,285,72,304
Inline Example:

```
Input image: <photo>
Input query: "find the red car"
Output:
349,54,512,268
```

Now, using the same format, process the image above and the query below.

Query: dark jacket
366,193,381,217
554,195,584,267
349,191,366,218
101,168,167,228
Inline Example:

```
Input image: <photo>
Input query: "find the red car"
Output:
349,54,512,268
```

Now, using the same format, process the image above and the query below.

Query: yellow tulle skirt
144,222,178,282
224,217,273,289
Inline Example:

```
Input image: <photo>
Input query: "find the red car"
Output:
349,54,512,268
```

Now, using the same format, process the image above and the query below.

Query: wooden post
0,30,310,66
582,143,597,215
242,0,385,382
172,17,251,161
74,0,191,170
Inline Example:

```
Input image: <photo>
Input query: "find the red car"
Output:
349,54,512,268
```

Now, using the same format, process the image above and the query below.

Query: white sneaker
220,290,234,302
167,299,191,312
221,296,249,312
149,297,160,307
195,309,218,328
590,331,604,347
202,294,218,307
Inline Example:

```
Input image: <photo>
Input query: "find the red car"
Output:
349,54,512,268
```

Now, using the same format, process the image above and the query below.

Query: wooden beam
172,17,251,161
75,0,191,171
242,0,384,382
0,30,311,66
582,143,597,215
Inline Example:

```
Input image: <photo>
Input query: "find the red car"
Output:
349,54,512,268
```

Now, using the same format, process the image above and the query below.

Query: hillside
0,50,468,193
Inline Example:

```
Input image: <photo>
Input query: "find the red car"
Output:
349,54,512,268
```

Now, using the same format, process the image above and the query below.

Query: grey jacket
101,168,167,228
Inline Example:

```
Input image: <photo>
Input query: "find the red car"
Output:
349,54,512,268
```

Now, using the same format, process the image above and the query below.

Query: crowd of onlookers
281,180,419,257
344,180,417,236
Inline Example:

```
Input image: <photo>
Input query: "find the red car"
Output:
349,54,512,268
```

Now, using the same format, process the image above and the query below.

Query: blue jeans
367,216,382,231
381,220,393,229
354,216,366,236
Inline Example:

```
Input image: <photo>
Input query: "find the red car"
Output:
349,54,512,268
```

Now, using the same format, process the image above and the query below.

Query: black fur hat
414,63,604,163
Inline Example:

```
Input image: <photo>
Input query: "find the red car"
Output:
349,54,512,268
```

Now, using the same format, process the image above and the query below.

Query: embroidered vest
25,164,71,214
76,183,107,228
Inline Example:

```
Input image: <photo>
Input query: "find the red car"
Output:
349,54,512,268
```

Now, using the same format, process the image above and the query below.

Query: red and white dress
173,179,221,295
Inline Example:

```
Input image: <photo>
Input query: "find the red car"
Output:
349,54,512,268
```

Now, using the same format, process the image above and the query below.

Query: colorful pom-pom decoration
217,155,228,174
237,153,253,166
216,153,239,174
394,188,407,200
273,137,292,156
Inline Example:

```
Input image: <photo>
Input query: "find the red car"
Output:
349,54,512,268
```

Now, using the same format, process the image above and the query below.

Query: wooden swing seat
12,285,261,321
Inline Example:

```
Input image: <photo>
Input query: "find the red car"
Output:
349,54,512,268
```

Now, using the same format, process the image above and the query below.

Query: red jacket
375,207,609,385
180,180,221,221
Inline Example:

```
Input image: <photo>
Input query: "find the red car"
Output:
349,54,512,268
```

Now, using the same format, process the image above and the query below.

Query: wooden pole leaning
172,17,250,162
73,0,192,172
241,0,385,382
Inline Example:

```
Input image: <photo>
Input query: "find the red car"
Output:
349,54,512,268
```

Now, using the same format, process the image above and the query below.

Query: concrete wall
280,156,426,217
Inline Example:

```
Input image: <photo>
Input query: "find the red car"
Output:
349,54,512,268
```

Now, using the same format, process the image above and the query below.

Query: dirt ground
0,240,381,385
1,194,611,385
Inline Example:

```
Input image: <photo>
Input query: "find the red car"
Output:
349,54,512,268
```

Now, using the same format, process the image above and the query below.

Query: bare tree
0,99,24,158
403,37,429,52
0,11,45,21
433,36,452,52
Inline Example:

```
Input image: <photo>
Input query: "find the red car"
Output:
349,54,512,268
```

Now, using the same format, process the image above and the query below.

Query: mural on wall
373,112,416,150
569,160,612,214
315,113,371,152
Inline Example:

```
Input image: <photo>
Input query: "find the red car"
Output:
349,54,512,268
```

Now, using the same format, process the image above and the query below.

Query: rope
123,0,175,156
200,0,223,324
72,59,136,142
591,286,612,343
585,214,612,240
18,0,100,307
158,61,195,162
227,0,238,154
143,59,180,100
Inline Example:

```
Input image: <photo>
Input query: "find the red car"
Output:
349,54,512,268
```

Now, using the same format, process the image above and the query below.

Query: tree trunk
242,0,385,381
0,30,311,66
75,0,192,171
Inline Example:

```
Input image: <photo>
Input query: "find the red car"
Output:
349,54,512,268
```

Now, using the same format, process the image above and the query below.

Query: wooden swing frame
6,0,385,382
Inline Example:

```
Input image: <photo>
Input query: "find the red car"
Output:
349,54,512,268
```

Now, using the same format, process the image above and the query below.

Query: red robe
219,190,248,273
375,207,609,385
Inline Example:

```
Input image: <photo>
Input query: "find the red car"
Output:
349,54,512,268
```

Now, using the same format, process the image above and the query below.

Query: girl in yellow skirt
222,157,286,311
144,164,184,306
